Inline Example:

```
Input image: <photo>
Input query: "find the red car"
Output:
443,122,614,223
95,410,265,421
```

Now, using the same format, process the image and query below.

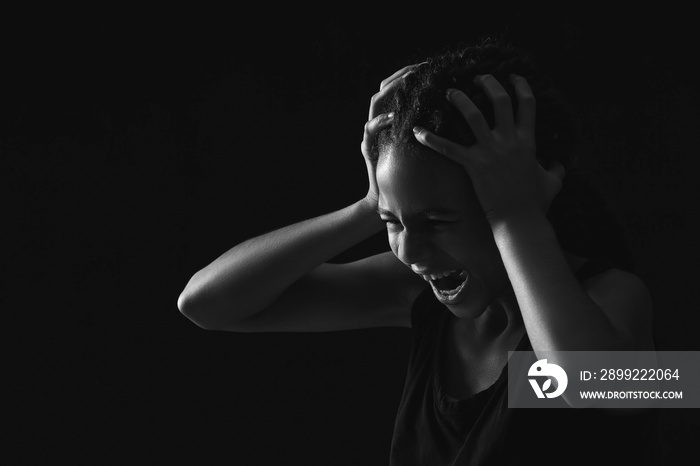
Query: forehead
376,144,472,212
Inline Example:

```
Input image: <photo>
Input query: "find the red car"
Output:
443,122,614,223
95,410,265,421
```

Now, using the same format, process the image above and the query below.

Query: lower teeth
432,272,467,298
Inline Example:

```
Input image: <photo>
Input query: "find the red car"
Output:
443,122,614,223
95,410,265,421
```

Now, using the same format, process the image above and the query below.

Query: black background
5,7,699,465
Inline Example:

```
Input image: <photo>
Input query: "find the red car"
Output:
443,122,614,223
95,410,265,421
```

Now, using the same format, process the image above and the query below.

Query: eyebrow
376,207,460,218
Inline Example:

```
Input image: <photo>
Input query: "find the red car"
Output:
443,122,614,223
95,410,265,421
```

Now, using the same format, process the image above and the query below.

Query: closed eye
381,218,401,226
380,218,456,229
427,219,456,230
427,219,453,225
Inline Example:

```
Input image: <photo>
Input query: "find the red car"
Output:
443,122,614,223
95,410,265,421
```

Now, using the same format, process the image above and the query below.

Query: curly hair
374,38,635,271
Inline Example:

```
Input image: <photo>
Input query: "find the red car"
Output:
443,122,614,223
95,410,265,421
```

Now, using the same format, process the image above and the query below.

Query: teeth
429,272,469,301
421,270,458,281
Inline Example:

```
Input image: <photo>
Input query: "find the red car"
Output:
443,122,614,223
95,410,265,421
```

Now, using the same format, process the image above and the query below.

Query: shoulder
581,266,655,351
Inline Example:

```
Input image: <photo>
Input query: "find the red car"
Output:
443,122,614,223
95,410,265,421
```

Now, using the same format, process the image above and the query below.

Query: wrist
357,196,385,233
489,209,555,245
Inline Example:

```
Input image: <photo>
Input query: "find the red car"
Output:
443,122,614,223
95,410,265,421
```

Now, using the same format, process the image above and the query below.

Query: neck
453,288,523,344
481,290,522,338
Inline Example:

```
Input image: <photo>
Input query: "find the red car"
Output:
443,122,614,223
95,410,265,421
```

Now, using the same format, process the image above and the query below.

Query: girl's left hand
413,74,565,226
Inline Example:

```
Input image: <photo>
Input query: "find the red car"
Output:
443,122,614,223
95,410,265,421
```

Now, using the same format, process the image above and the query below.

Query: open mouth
426,270,469,304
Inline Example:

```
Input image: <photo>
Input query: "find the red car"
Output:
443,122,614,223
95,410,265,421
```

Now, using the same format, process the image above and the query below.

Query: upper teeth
422,270,458,281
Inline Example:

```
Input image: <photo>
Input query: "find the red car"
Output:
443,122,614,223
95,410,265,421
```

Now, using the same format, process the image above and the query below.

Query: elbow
177,289,195,319
177,285,216,331
177,280,243,331
177,272,253,332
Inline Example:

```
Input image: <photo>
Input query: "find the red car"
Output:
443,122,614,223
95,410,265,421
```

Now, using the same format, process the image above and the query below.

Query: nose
394,229,433,267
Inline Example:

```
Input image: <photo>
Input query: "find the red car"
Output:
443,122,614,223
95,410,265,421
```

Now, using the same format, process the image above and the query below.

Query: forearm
178,197,384,324
491,212,621,352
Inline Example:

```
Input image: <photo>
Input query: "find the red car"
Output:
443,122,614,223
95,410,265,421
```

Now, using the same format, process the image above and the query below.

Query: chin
443,277,491,319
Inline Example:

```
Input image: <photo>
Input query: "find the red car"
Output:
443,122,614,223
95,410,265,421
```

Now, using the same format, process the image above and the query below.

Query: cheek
387,230,401,256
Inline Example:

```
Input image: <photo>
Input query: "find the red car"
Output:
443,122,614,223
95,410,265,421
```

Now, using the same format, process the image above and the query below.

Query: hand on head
360,63,423,209
413,74,566,224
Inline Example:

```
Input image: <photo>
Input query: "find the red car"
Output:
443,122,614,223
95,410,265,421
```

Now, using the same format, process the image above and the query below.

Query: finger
412,126,473,164
509,74,536,134
476,74,514,131
369,67,418,120
365,112,394,136
379,62,424,90
361,112,394,153
379,66,414,90
446,88,492,141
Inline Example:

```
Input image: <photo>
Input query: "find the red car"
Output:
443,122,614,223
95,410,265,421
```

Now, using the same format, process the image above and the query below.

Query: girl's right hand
360,64,421,209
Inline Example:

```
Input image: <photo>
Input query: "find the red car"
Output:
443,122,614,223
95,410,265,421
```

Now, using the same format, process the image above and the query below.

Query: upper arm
583,269,655,351
569,270,657,410
223,251,426,332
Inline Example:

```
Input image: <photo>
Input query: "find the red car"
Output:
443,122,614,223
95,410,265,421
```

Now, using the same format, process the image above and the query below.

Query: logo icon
528,359,568,398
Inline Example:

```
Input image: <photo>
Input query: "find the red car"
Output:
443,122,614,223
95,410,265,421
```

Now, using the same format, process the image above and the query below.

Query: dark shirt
389,258,660,465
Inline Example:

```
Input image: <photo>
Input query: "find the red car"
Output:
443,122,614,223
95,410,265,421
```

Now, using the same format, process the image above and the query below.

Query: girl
178,39,658,465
